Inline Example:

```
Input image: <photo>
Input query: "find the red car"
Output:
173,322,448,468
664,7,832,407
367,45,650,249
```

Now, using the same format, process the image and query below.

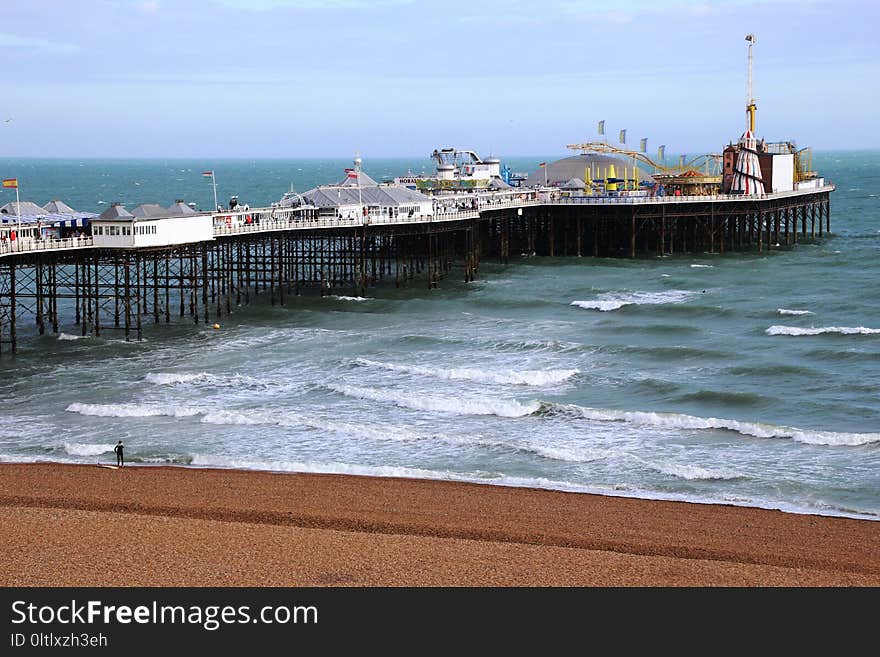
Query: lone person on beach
114,441,124,467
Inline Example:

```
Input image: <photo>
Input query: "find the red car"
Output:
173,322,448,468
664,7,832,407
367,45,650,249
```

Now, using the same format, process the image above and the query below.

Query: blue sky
1,0,877,157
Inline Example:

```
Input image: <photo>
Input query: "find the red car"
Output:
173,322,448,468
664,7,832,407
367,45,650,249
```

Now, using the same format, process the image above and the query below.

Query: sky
1,0,877,158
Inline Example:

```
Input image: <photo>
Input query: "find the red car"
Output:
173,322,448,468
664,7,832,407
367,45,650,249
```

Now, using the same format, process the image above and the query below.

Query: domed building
525,153,655,187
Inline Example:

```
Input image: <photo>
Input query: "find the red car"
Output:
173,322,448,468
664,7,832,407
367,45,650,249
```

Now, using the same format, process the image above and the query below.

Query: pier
0,183,832,354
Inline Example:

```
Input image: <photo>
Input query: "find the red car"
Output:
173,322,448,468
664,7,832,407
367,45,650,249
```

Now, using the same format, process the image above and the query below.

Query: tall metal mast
745,33,757,133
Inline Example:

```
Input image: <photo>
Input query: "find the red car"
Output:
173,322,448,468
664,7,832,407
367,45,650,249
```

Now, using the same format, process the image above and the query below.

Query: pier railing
212,197,542,237
0,235,94,257
550,183,835,206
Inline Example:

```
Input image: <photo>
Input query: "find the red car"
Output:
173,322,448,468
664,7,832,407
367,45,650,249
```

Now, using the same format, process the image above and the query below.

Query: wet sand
0,462,877,586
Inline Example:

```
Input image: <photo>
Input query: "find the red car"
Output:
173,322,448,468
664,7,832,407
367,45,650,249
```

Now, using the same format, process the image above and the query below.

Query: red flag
538,163,546,168
344,168,358,179
201,171,214,177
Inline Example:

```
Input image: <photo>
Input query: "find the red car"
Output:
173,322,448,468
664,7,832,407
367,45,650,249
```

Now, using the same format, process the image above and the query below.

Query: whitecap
329,384,540,418
644,461,744,481
355,358,578,386
554,403,880,447
766,325,880,336
201,409,425,442
689,264,713,268
145,372,212,385
328,295,373,302
65,402,203,418
62,442,116,456
571,289,693,312
776,309,814,316
57,333,88,341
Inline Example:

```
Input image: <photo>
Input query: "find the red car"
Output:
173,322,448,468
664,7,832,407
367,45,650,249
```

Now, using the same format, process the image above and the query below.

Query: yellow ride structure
565,141,723,194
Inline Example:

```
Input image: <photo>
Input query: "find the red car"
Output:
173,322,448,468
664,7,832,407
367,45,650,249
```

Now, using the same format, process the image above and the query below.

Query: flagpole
212,172,219,212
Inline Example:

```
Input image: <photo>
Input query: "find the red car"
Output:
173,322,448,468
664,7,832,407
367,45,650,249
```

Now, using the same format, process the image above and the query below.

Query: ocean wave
65,402,204,418
329,384,541,418
144,371,263,387
726,363,817,377
189,454,465,481
525,443,614,463
62,442,116,456
551,403,880,447
676,389,766,407
766,325,880,336
354,358,579,386
571,289,694,312
644,461,744,481
777,308,814,316
209,327,336,351
145,372,212,385
201,408,423,442
689,264,713,269
399,333,583,354
328,295,373,302
57,332,89,341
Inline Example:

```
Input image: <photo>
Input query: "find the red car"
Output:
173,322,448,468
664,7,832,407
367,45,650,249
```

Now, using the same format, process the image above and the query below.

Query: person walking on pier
114,440,125,467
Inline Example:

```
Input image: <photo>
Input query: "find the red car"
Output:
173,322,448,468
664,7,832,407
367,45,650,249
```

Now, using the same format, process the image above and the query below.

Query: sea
0,152,878,520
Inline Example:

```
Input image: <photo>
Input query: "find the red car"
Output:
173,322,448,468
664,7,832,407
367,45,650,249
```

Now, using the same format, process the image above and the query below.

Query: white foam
189,454,457,481
145,372,211,385
689,264,713,268
201,409,425,442
527,444,614,463
355,358,578,386
571,289,693,312
65,402,203,418
645,461,744,481
329,295,372,302
57,332,88,341
556,403,880,447
63,442,116,456
329,384,540,418
766,325,880,336
777,309,814,316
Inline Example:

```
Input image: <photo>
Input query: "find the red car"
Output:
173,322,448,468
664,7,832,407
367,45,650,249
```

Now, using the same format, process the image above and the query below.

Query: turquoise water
1,152,878,519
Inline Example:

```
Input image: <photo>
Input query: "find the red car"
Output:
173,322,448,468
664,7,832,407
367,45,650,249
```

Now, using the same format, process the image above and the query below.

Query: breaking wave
145,372,212,385
571,290,694,312
65,402,204,418
644,461,745,481
62,442,116,456
189,454,471,481
551,403,880,447
689,264,713,269
57,333,88,341
766,325,880,336
200,409,423,442
777,308,814,316
328,295,372,302
144,372,264,387
354,358,579,386
329,384,541,418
